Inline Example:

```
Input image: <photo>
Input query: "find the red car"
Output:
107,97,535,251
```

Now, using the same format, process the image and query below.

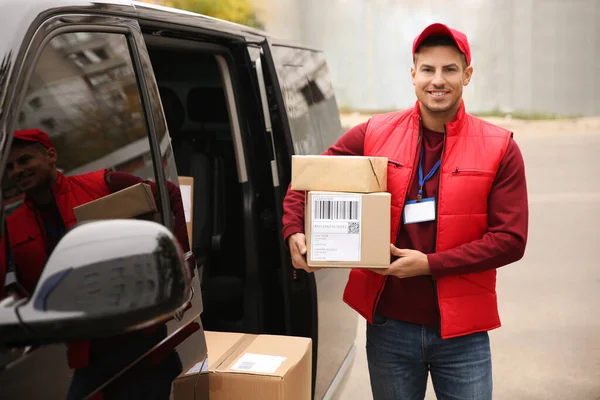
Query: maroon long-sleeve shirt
282,121,528,326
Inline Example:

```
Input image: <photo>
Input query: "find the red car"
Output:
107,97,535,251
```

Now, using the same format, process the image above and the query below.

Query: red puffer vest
342,101,512,339
5,171,110,292
4,170,110,367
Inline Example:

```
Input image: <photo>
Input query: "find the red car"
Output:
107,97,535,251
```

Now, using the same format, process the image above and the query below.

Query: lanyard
417,146,441,202
44,220,65,238
42,202,66,238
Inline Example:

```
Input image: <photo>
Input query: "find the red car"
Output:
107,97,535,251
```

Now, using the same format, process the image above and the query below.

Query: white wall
256,0,600,116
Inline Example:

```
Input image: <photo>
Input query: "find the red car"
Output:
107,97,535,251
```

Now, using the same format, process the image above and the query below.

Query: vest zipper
451,168,487,175
371,119,424,320
432,125,447,337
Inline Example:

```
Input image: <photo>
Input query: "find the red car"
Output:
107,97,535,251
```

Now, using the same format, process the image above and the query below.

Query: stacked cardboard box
291,155,391,269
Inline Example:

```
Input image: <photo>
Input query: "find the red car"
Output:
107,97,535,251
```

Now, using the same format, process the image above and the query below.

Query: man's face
6,143,57,193
411,45,473,116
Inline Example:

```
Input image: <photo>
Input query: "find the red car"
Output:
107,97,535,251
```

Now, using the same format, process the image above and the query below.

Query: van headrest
158,86,185,135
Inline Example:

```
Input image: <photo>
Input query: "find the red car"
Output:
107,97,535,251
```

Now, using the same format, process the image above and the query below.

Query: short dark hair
414,35,468,69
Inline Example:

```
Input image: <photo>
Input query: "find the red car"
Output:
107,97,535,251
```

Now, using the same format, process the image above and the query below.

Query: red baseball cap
412,23,471,66
13,128,54,149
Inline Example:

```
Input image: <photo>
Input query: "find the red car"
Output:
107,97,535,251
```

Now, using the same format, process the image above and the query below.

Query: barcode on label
236,361,256,370
314,199,359,220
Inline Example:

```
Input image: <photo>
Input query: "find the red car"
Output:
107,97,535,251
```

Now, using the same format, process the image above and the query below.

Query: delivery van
0,1,357,399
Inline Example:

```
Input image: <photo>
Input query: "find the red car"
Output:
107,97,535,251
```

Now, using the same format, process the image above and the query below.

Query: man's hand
288,233,322,273
371,244,431,279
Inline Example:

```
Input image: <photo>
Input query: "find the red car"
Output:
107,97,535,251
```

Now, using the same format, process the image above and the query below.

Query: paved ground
332,117,600,400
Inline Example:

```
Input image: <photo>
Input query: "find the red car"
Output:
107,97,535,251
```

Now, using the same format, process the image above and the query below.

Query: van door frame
252,38,319,398
139,30,266,333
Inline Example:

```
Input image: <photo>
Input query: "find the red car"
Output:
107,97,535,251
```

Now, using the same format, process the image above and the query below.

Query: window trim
125,25,173,229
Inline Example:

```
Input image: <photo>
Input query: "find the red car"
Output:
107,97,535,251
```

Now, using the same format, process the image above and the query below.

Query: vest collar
412,100,467,136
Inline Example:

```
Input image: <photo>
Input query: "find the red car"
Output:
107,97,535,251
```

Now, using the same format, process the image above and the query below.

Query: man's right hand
288,233,322,273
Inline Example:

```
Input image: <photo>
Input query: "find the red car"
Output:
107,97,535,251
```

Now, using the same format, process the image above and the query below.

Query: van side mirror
0,219,191,347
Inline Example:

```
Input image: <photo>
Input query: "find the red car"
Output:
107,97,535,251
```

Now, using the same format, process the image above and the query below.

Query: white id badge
403,198,436,224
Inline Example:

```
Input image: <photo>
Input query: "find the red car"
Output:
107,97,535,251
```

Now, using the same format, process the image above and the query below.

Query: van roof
132,1,319,50
0,0,319,51
133,1,269,40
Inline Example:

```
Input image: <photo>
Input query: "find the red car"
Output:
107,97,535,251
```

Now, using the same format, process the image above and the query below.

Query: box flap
367,157,387,190
204,331,247,371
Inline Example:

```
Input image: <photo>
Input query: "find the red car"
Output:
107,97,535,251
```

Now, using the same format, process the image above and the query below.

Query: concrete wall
255,0,600,116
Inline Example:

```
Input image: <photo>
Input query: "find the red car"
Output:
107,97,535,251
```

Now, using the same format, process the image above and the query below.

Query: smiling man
282,23,529,399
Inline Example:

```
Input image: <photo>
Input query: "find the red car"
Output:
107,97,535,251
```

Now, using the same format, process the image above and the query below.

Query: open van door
248,41,319,398
251,40,359,400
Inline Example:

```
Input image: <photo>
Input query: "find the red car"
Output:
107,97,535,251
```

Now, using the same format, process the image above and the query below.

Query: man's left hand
371,244,431,279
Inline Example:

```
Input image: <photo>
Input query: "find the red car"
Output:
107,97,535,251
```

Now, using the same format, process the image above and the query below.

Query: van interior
144,39,318,390
145,43,247,333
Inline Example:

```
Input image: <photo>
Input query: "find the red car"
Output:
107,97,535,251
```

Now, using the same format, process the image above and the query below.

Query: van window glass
271,46,343,155
0,30,193,400
1,31,162,298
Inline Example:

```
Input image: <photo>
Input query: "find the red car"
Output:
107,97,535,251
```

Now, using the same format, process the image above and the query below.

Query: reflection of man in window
0,128,191,398
0,128,191,296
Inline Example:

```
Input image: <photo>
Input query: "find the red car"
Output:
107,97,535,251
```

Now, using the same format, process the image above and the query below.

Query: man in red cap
0,128,191,399
282,23,528,399
0,128,191,296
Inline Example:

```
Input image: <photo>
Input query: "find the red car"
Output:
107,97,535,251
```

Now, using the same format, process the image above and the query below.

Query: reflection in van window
16,32,155,180
271,46,343,155
1,31,168,295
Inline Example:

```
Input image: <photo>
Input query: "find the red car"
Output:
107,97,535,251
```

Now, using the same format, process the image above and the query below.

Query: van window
0,29,190,400
14,32,155,180
270,45,343,155
1,31,164,297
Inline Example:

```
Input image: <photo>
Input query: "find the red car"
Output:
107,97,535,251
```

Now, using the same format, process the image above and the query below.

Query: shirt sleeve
427,138,529,278
281,122,368,245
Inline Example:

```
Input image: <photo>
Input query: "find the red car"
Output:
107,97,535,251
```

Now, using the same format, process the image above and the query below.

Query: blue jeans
366,315,492,400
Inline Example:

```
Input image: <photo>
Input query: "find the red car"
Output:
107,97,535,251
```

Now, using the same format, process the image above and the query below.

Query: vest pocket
12,231,40,248
451,168,494,176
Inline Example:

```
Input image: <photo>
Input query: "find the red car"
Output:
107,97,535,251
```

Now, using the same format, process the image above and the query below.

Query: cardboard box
305,191,391,268
73,183,157,223
291,155,388,192
178,176,194,248
172,331,312,400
